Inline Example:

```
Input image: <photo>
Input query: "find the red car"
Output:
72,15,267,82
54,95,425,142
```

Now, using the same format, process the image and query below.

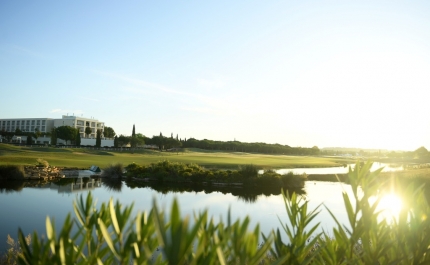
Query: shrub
0,165,25,180
280,171,307,188
36,158,49,167
101,163,123,179
258,172,282,187
239,164,259,179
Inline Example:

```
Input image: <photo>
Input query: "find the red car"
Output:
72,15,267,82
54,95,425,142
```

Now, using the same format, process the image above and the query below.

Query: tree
15,128,22,135
414,146,428,158
26,135,32,145
117,135,130,147
34,128,41,142
131,125,137,148
51,127,57,145
96,129,102,148
56,126,77,145
104,126,116,138
114,135,118,148
76,130,81,146
85,127,92,138
136,133,146,146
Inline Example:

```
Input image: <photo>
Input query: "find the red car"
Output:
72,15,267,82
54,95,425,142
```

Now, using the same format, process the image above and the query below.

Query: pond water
0,162,408,253
261,162,403,175
0,178,365,253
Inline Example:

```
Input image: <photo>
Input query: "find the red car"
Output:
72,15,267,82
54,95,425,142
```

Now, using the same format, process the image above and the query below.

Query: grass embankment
0,143,352,169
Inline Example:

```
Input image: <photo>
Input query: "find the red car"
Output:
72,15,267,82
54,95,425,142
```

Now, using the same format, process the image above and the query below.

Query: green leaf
109,199,120,235
98,218,119,260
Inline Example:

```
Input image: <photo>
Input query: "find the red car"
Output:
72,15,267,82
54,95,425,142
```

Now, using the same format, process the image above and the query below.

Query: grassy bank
0,143,352,169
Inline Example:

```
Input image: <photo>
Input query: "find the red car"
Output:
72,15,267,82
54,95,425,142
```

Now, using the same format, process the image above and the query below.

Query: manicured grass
0,144,353,169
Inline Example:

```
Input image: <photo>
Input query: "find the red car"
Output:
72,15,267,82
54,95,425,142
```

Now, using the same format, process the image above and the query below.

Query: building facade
0,115,105,138
0,115,112,146
0,118,54,134
53,115,105,138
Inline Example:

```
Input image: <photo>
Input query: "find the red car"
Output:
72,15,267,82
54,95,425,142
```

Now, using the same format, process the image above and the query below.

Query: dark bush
101,163,124,179
0,165,25,180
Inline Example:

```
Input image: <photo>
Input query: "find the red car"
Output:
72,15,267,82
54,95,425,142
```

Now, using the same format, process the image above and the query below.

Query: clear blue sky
1,1,430,151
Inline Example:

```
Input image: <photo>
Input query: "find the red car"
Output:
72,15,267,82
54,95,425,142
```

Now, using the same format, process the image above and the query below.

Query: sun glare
377,194,403,222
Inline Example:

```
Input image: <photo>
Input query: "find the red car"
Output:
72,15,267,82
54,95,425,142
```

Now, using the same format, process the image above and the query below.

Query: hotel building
0,115,105,138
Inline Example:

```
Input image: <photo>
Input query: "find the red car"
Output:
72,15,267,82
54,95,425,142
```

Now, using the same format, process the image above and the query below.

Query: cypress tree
26,135,33,145
131,124,136,148
96,129,101,148
76,130,81,146
51,127,57,145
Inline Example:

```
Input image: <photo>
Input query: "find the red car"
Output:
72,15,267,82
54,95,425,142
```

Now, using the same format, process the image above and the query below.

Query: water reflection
0,178,102,194
0,180,25,193
269,162,403,175
102,178,123,192
124,180,306,203
50,177,101,193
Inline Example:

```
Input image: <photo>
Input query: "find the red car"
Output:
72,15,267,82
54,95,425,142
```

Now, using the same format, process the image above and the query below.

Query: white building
0,115,114,146
0,118,54,134
0,115,104,138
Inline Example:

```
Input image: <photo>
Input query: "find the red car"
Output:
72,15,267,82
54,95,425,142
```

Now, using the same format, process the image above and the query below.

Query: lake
0,163,404,253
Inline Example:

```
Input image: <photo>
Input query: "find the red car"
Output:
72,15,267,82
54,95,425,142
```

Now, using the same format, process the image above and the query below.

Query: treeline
119,131,320,155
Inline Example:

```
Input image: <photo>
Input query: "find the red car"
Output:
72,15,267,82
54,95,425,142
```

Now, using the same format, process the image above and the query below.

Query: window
26,120,30,125
42,120,45,125
31,120,35,125
36,120,40,125
41,126,45,131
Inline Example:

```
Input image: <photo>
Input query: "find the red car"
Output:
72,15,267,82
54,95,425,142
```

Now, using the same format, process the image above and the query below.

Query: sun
377,193,403,222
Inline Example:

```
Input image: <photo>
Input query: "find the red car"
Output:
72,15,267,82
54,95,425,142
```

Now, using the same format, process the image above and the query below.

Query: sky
1,1,430,151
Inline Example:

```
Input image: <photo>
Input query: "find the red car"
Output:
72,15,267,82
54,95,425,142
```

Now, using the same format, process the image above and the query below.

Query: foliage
103,126,116,138
34,128,41,140
126,161,304,188
117,134,130,147
239,164,259,179
6,161,430,264
0,165,25,180
36,158,49,167
76,130,81,146
181,137,321,155
25,135,32,145
85,126,92,138
101,163,124,179
96,129,102,148
114,135,118,148
0,234,31,265
50,127,57,145
56,126,77,145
